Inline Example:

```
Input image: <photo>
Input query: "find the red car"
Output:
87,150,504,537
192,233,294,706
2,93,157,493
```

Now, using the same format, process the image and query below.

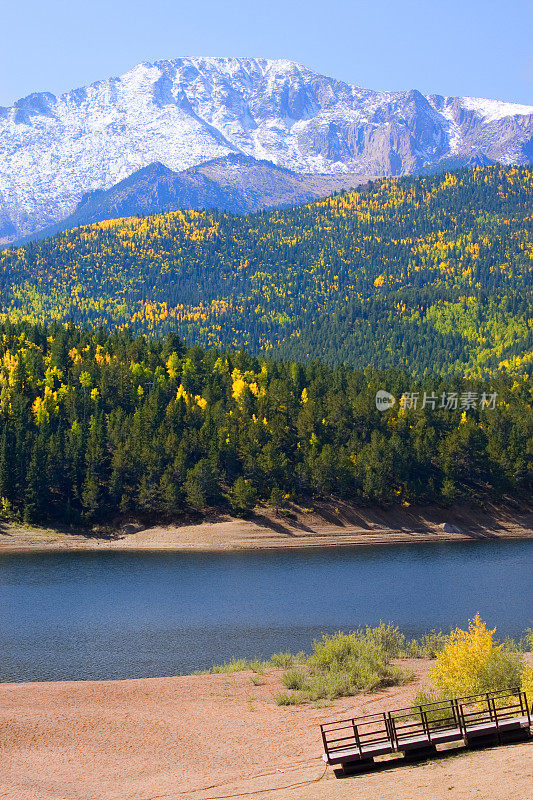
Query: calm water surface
1,540,531,681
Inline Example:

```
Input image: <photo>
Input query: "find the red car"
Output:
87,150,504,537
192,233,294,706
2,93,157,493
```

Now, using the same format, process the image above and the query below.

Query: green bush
406,630,448,658
308,629,398,677
359,622,407,656
499,629,533,653
520,628,533,652
274,691,303,706
276,628,408,703
282,669,307,690
269,651,307,668
478,649,525,692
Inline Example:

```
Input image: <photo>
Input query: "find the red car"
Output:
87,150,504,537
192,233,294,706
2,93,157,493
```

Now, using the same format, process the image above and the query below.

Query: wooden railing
320,688,531,766
387,697,463,747
320,712,391,760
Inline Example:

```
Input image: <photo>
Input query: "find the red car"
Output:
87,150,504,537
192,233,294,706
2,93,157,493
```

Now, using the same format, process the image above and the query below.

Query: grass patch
207,650,306,673
205,658,268,674
312,698,334,709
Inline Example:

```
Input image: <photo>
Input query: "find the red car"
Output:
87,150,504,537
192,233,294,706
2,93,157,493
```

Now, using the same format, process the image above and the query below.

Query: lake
1,540,531,682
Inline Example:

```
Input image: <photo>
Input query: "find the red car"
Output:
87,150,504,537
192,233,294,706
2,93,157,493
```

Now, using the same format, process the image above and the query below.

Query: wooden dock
320,688,532,774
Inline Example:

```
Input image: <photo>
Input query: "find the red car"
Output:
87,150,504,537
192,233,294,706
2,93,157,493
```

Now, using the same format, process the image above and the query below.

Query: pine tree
229,477,257,517
24,437,47,523
0,424,15,502
81,471,101,521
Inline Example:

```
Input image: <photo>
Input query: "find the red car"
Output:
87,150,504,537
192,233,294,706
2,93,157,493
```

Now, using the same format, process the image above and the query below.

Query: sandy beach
1,500,531,553
1,659,532,800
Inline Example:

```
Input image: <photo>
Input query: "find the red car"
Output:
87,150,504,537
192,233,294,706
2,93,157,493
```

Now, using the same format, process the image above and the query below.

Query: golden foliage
431,614,524,697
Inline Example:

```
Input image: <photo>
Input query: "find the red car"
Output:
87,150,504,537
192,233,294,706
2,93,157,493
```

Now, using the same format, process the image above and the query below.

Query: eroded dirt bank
0,500,531,553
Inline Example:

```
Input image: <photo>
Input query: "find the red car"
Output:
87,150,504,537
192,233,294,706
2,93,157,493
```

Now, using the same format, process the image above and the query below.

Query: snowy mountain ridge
1,57,532,242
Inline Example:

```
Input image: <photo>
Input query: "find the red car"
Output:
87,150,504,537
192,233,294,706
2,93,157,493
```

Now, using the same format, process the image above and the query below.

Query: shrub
303,629,406,699
430,614,524,697
499,629,533,653
334,622,447,660
274,691,303,706
303,670,355,700
269,651,306,668
270,627,410,705
309,629,393,674
360,622,407,656
414,688,442,707
282,669,307,690
406,630,448,658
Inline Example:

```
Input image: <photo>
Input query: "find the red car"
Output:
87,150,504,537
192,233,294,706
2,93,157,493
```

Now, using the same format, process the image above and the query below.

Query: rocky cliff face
1,57,532,242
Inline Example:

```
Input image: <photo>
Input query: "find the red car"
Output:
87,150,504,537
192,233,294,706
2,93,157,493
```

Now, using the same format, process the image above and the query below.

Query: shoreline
1,501,531,554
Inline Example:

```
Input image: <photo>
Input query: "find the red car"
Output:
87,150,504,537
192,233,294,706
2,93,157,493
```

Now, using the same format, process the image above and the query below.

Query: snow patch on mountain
460,97,533,122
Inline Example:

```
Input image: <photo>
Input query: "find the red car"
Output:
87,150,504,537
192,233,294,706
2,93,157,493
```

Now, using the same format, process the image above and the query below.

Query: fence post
388,712,397,750
320,725,329,761
352,719,362,757
457,702,466,738
490,698,502,743
451,699,461,736
524,691,532,728
487,693,494,722
421,708,430,741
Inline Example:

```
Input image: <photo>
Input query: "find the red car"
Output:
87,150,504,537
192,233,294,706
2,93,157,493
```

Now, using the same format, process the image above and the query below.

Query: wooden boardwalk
320,688,532,774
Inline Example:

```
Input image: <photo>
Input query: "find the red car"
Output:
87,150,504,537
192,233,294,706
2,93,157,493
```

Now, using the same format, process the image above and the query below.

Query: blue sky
1,0,532,106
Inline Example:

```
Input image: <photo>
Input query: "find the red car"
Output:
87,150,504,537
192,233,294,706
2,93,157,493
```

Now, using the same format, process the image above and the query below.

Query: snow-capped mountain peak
1,57,532,242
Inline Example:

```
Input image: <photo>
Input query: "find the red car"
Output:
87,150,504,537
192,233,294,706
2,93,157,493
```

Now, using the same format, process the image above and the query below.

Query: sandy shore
1,501,532,553
1,660,532,800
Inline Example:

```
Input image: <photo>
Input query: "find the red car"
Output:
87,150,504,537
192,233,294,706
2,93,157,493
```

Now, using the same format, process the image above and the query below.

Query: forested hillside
0,321,530,525
0,165,531,378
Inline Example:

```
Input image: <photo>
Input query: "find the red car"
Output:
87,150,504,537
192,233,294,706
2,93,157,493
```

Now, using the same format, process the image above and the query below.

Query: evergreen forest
0,320,530,526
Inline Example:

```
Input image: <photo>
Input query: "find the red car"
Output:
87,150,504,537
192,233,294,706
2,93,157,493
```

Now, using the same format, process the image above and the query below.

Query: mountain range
27,154,371,241
1,56,532,243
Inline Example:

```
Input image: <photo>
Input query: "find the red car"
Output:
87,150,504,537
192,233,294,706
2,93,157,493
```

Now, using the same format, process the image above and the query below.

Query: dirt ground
0,500,531,553
1,660,532,800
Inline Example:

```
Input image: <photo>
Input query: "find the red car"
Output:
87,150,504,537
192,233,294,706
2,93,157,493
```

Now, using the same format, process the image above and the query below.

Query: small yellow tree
521,665,533,701
430,614,523,698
